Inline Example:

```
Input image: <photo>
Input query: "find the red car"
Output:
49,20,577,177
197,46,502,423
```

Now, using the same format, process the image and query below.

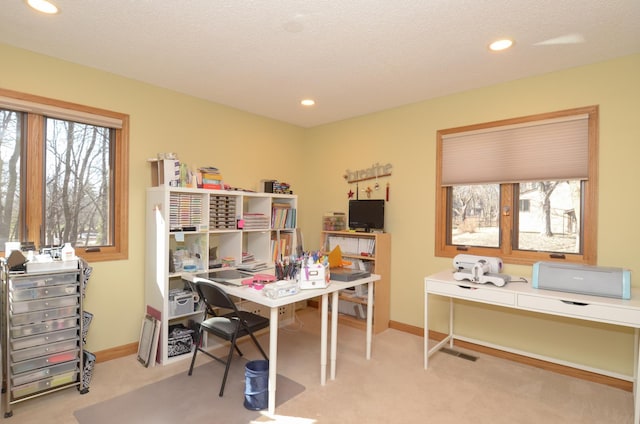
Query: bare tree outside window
0,110,21,247
450,184,499,247
45,118,112,247
516,180,581,254
0,88,128,262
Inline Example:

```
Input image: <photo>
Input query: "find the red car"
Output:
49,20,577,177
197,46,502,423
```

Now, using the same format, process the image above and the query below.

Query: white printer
452,254,510,287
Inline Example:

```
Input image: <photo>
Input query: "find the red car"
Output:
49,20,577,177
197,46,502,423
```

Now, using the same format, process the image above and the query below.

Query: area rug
74,359,305,424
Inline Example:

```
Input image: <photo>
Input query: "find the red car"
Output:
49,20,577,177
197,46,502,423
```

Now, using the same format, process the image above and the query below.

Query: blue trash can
244,360,269,410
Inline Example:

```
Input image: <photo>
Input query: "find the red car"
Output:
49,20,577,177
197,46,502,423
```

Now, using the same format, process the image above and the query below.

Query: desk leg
330,291,338,380
635,328,640,424
268,306,278,414
366,280,373,360
448,297,454,349
424,291,429,369
321,293,329,385
424,292,454,369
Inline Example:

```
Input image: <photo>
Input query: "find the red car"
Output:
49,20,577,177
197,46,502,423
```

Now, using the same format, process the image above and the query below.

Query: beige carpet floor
73,358,304,423
3,307,634,423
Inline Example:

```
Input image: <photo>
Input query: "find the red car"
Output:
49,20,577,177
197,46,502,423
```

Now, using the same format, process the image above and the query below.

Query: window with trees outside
0,88,129,262
435,106,598,266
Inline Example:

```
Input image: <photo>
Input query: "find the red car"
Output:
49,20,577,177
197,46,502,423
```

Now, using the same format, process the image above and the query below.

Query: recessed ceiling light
301,99,315,106
489,39,514,52
26,0,59,14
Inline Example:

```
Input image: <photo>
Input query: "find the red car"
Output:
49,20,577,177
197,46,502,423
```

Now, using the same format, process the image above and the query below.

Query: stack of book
273,181,292,194
270,232,293,261
242,213,270,229
271,202,296,229
198,166,223,190
242,251,255,263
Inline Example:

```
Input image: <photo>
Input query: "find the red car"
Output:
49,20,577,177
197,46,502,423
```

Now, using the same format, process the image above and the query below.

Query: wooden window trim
435,106,598,266
2,88,129,262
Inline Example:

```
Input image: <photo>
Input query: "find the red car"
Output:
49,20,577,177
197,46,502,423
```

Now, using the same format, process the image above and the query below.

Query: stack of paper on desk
237,261,269,272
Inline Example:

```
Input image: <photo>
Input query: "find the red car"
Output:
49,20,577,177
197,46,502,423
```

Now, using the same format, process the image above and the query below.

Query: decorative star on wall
348,189,354,198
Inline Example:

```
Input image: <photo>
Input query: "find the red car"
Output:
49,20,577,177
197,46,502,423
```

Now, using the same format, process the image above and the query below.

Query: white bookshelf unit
145,187,297,365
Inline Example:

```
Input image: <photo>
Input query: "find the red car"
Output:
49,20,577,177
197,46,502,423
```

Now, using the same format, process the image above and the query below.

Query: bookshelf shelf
321,231,391,333
338,292,368,305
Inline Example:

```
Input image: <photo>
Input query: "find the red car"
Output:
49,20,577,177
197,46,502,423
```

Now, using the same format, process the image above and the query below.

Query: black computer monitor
348,199,384,232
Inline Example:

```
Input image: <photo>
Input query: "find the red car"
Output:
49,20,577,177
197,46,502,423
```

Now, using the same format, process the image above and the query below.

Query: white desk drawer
517,294,640,327
426,280,516,306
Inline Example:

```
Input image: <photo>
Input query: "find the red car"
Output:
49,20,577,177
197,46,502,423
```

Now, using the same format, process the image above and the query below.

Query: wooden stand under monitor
320,230,391,333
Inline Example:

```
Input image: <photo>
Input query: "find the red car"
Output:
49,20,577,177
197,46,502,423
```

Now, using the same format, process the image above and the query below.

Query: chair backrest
194,280,240,316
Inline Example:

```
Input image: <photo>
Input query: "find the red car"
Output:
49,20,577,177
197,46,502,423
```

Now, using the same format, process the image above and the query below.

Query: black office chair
188,279,269,396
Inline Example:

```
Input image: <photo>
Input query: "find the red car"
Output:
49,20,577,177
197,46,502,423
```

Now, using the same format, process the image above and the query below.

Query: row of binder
327,236,375,256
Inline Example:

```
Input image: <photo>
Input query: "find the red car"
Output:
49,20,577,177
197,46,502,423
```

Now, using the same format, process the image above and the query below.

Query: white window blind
0,95,123,129
440,114,589,186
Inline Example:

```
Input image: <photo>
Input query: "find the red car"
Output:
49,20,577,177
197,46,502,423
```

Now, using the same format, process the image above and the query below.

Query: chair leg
219,331,240,397
187,328,203,376
234,343,244,357
248,331,268,360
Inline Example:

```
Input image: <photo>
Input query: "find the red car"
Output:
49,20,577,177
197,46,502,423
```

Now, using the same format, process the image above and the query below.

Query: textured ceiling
1,0,639,127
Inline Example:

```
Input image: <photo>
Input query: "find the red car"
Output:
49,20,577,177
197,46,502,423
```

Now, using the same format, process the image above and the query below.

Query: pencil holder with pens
274,260,298,280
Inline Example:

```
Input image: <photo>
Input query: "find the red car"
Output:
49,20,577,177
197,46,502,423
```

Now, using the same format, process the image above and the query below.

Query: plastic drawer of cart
10,316,78,339
11,348,79,374
11,328,78,351
10,305,78,326
11,295,79,314
11,337,79,363
10,283,79,301
11,370,78,399
12,360,79,386
10,272,78,290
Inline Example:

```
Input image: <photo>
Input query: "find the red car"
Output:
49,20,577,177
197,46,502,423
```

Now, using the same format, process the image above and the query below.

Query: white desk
424,270,640,424
190,274,380,414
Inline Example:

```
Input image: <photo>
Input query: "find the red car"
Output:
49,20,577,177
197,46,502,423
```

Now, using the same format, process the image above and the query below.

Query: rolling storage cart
1,258,88,418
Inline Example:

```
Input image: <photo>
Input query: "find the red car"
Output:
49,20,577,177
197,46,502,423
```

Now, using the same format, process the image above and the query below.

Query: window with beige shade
435,105,598,266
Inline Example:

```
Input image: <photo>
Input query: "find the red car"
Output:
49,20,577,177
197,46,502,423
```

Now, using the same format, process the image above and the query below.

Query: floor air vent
440,347,478,362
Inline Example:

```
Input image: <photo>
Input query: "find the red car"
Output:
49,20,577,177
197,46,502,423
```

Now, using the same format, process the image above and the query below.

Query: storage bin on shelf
167,324,194,357
323,212,346,231
168,290,195,317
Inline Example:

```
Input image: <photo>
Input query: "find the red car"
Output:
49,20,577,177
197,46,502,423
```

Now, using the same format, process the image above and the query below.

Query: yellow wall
301,54,640,377
2,42,639,377
0,43,306,355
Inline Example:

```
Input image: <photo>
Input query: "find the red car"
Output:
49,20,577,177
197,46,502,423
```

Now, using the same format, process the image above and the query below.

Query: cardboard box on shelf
149,158,180,187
